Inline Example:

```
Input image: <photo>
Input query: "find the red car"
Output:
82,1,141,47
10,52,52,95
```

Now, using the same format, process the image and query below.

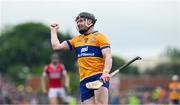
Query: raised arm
50,24,70,51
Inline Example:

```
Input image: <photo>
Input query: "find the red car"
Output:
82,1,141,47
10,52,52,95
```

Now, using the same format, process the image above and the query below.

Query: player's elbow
52,46,59,51
52,44,61,51
64,74,69,79
105,53,112,64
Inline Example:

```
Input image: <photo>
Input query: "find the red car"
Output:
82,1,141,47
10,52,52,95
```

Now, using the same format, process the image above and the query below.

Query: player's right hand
50,23,59,31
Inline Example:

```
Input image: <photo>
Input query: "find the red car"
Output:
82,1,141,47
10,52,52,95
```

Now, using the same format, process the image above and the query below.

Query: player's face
76,18,89,34
51,57,59,64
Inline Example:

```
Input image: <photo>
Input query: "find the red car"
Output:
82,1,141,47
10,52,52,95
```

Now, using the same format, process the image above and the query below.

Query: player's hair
50,53,59,59
75,12,97,25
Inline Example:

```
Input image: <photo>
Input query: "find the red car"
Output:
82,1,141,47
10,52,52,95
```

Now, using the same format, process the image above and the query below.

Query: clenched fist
50,23,59,31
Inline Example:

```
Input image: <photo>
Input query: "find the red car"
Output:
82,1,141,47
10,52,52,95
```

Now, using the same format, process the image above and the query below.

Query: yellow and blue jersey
66,31,111,81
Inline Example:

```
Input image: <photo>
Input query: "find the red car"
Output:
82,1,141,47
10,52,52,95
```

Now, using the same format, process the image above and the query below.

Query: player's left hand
101,72,110,83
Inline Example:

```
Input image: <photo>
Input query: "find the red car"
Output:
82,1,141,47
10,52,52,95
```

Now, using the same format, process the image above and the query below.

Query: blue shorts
80,73,109,102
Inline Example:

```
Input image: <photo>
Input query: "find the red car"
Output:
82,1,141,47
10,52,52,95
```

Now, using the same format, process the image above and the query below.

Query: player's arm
41,66,48,94
50,24,70,51
98,34,112,82
102,48,112,74
101,48,112,82
62,70,70,89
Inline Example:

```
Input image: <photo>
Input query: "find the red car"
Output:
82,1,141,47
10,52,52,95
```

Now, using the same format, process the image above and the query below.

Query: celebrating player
50,12,112,104
41,53,70,105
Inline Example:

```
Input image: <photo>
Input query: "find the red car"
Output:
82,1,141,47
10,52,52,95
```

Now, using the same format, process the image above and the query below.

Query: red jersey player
41,53,70,105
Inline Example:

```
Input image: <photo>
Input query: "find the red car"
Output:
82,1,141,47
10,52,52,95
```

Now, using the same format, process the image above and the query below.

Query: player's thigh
82,96,95,105
48,88,58,104
57,88,67,102
94,86,109,105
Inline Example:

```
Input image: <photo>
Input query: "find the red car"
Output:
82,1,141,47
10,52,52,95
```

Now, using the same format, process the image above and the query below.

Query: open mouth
78,26,85,30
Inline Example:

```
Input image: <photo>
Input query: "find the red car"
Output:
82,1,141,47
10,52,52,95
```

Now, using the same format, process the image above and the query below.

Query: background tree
0,22,75,74
144,47,180,76
166,47,180,59
112,55,140,75
0,22,77,88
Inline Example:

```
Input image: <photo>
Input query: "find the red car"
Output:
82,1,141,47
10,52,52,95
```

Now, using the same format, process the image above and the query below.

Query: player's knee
95,98,108,105
95,88,109,104
50,97,57,105
95,95,108,105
